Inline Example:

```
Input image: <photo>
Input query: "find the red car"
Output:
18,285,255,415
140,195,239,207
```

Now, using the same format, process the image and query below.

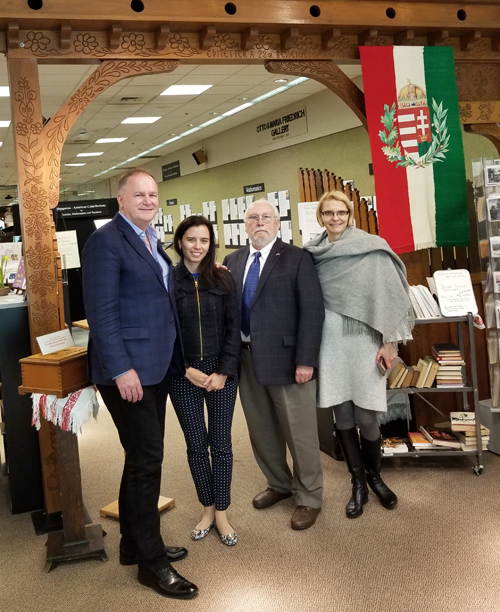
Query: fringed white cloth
31,386,99,434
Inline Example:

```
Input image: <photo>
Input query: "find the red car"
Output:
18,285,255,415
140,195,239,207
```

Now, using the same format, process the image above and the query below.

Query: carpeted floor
1,392,500,612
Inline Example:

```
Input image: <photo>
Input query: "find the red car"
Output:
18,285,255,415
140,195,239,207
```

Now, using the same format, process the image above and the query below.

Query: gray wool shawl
304,226,414,343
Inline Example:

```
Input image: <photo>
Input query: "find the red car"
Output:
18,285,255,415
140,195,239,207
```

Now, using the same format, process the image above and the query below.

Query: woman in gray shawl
304,190,413,519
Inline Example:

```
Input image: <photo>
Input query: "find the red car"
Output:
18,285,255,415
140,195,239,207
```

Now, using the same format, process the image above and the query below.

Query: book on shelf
455,432,490,445
424,358,439,388
409,285,441,319
414,357,431,388
387,358,407,389
407,431,449,450
460,442,488,452
419,425,461,449
459,426,490,437
400,366,414,388
450,412,489,434
414,356,438,388
381,437,409,454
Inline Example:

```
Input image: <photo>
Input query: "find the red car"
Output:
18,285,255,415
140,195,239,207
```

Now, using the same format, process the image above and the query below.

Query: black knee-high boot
360,435,398,510
332,425,344,462
335,428,368,518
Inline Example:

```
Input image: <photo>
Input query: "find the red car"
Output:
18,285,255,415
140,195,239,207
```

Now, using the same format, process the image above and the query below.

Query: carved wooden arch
9,58,179,349
265,60,366,128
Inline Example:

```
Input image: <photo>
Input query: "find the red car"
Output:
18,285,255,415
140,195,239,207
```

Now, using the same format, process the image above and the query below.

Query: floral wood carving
43,59,179,198
265,60,366,127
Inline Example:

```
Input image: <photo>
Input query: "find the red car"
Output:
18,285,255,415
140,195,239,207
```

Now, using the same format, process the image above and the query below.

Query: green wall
159,126,497,260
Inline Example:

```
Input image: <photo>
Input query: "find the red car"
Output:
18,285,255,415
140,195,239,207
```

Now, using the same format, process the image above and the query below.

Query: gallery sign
256,107,308,146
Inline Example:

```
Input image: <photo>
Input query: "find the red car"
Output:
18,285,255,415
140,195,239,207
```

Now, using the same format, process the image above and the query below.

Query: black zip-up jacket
173,260,241,378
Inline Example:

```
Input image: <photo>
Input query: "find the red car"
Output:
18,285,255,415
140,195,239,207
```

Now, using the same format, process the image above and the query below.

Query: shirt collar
249,236,277,259
119,211,157,242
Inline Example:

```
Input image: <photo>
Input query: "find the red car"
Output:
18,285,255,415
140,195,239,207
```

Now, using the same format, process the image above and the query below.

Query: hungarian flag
360,46,469,253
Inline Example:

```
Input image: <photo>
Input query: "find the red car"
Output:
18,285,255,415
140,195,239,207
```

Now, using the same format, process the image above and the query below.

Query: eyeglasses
320,210,349,219
245,214,275,223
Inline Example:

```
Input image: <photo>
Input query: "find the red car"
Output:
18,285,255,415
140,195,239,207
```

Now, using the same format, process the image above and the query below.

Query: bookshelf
384,313,483,475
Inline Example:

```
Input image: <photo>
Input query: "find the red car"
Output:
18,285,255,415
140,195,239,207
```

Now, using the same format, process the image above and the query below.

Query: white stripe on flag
398,114,415,123
400,127,417,135
394,47,436,249
401,138,418,147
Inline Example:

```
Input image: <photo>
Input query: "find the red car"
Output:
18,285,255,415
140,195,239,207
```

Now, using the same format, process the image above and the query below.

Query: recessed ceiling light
169,133,176,136
239,97,248,101
64,163,86,167
161,85,213,96
0,87,9,97
0,121,10,127
275,79,288,83
210,112,219,115
188,124,195,127
77,152,104,157
96,137,128,143
121,117,161,124
0,142,3,147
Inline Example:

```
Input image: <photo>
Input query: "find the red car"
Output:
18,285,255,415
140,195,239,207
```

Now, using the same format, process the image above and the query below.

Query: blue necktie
241,251,261,336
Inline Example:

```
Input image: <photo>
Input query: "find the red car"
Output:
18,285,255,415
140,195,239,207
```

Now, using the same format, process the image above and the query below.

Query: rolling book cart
385,313,483,475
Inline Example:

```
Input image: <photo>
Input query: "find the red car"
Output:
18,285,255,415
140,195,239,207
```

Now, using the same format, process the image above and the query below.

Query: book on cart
408,430,450,450
450,412,489,433
387,358,407,389
381,437,409,454
419,425,461,449
455,432,490,448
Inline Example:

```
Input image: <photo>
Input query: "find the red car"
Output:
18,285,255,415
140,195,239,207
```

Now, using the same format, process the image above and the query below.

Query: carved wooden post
8,57,63,516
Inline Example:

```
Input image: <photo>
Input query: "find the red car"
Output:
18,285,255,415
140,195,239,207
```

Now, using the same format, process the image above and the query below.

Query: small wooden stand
99,495,175,519
44,426,107,572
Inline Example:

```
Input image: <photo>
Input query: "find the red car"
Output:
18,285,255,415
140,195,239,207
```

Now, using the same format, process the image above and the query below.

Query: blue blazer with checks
82,213,184,386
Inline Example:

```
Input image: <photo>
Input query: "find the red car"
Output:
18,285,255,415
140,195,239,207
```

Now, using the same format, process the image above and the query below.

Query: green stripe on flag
423,46,469,247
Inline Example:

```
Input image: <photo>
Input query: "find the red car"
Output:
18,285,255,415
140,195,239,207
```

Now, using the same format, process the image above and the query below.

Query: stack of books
409,285,442,319
387,358,415,389
381,437,409,455
419,425,461,449
431,343,465,388
412,356,439,388
450,412,490,451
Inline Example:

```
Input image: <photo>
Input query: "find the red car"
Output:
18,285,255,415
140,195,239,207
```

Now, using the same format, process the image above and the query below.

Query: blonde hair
316,190,354,228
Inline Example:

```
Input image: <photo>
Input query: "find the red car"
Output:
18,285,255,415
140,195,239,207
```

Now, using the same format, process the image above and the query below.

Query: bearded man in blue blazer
82,169,197,600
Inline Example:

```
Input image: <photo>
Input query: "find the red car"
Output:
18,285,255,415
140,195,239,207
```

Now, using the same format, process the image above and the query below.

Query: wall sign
162,161,181,181
244,183,265,194
55,200,110,218
256,107,308,146
166,198,178,206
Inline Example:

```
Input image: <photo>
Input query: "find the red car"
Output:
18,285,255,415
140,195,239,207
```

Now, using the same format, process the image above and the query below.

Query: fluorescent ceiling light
95,77,309,179
0,142,3,147
0,87,9,97
121,117,161,124
96,137,128,143
222,103,253,118
161,85,213,96
0,121,10,127
77,152,104,157
65,163,86,167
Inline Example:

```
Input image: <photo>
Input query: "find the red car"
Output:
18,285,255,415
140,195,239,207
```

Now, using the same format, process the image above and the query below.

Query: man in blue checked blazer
223,199,324,531
82,169,197,600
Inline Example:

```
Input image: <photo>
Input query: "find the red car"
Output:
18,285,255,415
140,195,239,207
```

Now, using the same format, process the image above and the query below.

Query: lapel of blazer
115,214,168,292
252,238,285,305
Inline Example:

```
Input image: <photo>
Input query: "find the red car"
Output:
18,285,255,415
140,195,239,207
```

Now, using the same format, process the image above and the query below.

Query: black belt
241,342,252,352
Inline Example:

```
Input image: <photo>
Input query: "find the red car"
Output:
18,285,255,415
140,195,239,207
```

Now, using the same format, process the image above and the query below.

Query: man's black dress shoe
137,564,198,599
120,545,188,566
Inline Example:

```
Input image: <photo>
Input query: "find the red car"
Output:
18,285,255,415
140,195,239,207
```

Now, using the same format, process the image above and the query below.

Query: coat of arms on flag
379,81,450,169
360,46,469,253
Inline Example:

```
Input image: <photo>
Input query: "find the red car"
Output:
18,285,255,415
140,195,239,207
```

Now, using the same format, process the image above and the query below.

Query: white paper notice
56,230,81,269
433,269,478,317
229,198,238,220
237,197,246,220
280,220,293,244
224,224,232,247
222,199,230,221
278,190,291,217
164,215,173,233
180,204,192,220
239,222,247,245
231,224,239,246
37,328,75,355
213,223,219,243
267,192,278,208
202,201,217,221
297,202,322,246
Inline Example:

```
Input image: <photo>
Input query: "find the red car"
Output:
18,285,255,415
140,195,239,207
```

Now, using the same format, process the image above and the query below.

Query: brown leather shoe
291,505,321,530
252,488,293,509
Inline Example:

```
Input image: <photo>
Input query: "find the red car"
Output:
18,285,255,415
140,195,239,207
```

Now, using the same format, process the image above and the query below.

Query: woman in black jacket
169,216,240,546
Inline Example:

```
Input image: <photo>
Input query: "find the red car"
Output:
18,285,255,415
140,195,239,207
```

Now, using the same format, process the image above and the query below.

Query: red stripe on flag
360,47,414,253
